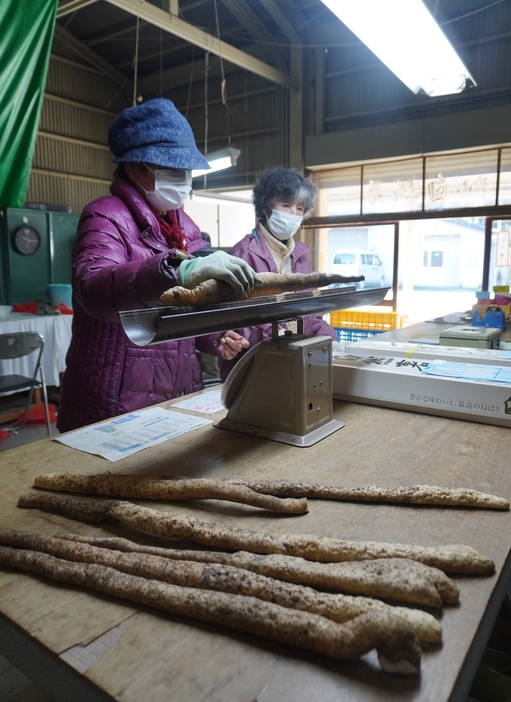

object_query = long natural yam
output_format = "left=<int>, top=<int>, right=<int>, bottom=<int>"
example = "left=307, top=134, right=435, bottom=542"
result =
left=37, top=473, right=508, bottom=510
left=0, top=545, right=421, bottom=674
left=0, top=529, right=441, bottom=643
left=33, top=474, right=308, bottom=515
left=60, top=533, right=459, bottom=608
left=160, top=271, right=364, bottom=307
left=18, top=492, right=495, bottom=575
left=232, top=479, right=510, bottom=510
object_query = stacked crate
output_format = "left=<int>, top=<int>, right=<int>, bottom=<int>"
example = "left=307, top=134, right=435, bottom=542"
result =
left=329, top=309, right=404, bottom=342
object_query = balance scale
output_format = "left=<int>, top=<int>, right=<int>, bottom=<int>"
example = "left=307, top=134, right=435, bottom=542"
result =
left=119, top=285, right=389, bottom=447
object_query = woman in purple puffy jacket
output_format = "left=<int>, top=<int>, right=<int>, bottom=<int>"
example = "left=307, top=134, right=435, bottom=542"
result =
left=57, top=98, right=258, bottom=432
left=220, top=166, right=337, bottom=381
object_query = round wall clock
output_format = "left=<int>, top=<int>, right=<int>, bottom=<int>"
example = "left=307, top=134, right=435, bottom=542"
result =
left=13, top=226, right=41, bottom=255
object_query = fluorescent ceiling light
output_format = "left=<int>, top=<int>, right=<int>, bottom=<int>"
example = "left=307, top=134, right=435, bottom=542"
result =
left=192, top=147, right=241, bottom=178
left=321, top=0, right=476, bottom=97
left=190, top=192, right=253, bottom=207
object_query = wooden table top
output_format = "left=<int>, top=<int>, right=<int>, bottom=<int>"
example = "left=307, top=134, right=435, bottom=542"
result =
left=1, top=397, right=510, bottom=702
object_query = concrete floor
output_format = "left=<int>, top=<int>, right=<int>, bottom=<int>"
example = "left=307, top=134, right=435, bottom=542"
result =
left=0, top=391, right=59, bottom=453
left=0, top=421, right=59, bottom=452
left=0, top=654, right=54, bottom=702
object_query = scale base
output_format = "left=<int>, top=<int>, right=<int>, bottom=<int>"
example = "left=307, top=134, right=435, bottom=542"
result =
left=215, top=417, right=344, bottom=448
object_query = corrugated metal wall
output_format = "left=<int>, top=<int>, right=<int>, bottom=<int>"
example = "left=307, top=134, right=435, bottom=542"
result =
left=26, top=50, right=289, bottom=208
left=26, top=43, right=127, bottom=214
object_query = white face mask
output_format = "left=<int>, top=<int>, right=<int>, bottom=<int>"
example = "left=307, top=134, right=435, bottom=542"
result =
left=141, top=167, right=192, bottom=211
left=266, top=209, right=303, bottom=241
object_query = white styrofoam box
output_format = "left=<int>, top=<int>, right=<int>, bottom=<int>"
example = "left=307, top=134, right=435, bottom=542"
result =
left=332, top=341, right=348, bottom=355
left=333, top=354, right=511, bottom=427
left=342, top=339, right=511, bottom=367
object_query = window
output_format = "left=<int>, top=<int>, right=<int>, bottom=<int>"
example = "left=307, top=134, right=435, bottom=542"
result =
left=431, top=251, right=443, bottom=267
left=333, top=252, right=355, bottom=265
left=316, top=223, right=395, bottom=300
left=488, top=221, right=511, bottom=289
left=397, top=219, right=483, bottom=323
left=313, top=147, right=503, bottom=216
left=310, top=146, right=511, bottom=323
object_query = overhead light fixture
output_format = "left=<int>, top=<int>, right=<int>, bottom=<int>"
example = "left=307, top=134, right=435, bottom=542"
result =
left=320, top=0, right=476, bottom=97
left=190, top=191, right=253, bottom=207
left=192, top=147, right=241, bottom=178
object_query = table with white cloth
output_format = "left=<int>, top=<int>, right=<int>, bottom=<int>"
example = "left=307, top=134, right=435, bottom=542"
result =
left=0, top=312, right=73, bottom=389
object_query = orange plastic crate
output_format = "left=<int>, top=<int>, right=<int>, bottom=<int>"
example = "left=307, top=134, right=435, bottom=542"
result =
left=329, top=309, right=404, bottom=331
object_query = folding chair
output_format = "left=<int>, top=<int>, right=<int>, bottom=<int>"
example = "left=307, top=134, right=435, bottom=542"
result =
left=0, top=332, right=51, bottom=438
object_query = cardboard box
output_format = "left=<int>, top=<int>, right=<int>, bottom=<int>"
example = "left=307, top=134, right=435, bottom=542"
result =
left=333, top=354, right=511, bottom=427
left=342, top=338, right=511, bottom=367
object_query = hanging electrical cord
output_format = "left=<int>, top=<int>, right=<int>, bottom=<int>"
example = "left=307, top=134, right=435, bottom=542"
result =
left=159, top=26, right=163, bottom=97
left=185, top=45, right=196, bottom=119
left=220, top=0, right=288, bottom=169
left=204, top=51, right=209, bottom=157
left=132, top=16, right=140, bottom=106
left=213, top=0, right=231, bottom=148
left=203, top=50, right=209, bottom=188
left=244, top=71, right=249, bottom=186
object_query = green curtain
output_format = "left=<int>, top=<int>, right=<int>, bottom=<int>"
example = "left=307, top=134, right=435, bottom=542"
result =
left=0, top=0, right=58, bottom=208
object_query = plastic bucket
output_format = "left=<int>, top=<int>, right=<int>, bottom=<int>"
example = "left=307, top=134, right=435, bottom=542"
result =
left=46, top=284, right=73, bottom=309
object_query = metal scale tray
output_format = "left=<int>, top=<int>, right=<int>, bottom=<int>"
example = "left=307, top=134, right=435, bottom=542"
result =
left=119, top=285, right=390, bottom=447
left=119, top=286, right=390, bottom=345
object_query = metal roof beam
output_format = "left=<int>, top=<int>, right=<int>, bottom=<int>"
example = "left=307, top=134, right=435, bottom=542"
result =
left=103, top=0, right=299, bottom=89
left=256, top=0, right=301, bottom=44
left=53, top=24, right=128, bottom=88
left=138, top=42, right=274, bottom=95
left=57, top=0, right=100, bottom=18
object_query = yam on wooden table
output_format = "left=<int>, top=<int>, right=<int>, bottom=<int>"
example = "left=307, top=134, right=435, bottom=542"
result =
left=33, top=474, right=308, bottom=514
left=0, top=529, right=441, bottom=643
left=160, top=271, right=364, bottom=306
left=0, top=545, right=421, bottom=674
left=35, top=474, right=509, bottom=510
left=232, top=479, right=510, bottom=510
left=60, top=533, right=459, bottom=608
left=18, top=492, right=495, bottom=574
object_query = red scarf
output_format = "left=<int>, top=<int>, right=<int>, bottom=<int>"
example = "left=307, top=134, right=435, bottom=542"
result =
left=155, top=210, right=188, bottom=252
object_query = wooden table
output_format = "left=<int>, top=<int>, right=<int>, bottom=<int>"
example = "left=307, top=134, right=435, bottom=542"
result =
left=0, top=397, right=510, bottom=702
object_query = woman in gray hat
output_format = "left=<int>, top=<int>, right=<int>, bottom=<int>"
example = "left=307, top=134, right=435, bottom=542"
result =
left=58, top=98, right=258, bottom=432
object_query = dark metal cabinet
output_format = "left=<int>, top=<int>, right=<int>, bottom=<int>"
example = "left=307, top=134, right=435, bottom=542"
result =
left=48, top=211, right=79, bottom=285
left=0, top=208, right=79, bottom=304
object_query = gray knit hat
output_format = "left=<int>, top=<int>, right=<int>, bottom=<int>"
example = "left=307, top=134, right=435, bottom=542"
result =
left=108, top=98, right=209, bottom=170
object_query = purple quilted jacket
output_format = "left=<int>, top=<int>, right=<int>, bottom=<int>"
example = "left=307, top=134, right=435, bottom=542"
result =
left=220, top=223, right=337, bottom=381
left=57, top=176, right=216, bottom=432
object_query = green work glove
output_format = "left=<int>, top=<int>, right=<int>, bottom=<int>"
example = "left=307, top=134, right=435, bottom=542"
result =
left=178, top=251, right=261, bottom=293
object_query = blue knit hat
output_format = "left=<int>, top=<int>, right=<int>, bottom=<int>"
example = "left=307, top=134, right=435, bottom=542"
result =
left=108, top=98, right=210, bottom=170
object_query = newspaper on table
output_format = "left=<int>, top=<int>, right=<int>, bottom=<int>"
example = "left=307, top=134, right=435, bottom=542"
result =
left=53, top=407, right=212, bottom=461
left=172, top=388, right=224, bottom=414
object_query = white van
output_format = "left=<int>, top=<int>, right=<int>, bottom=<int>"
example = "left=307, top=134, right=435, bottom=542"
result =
left=331, top=249, right=385, bottom=289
